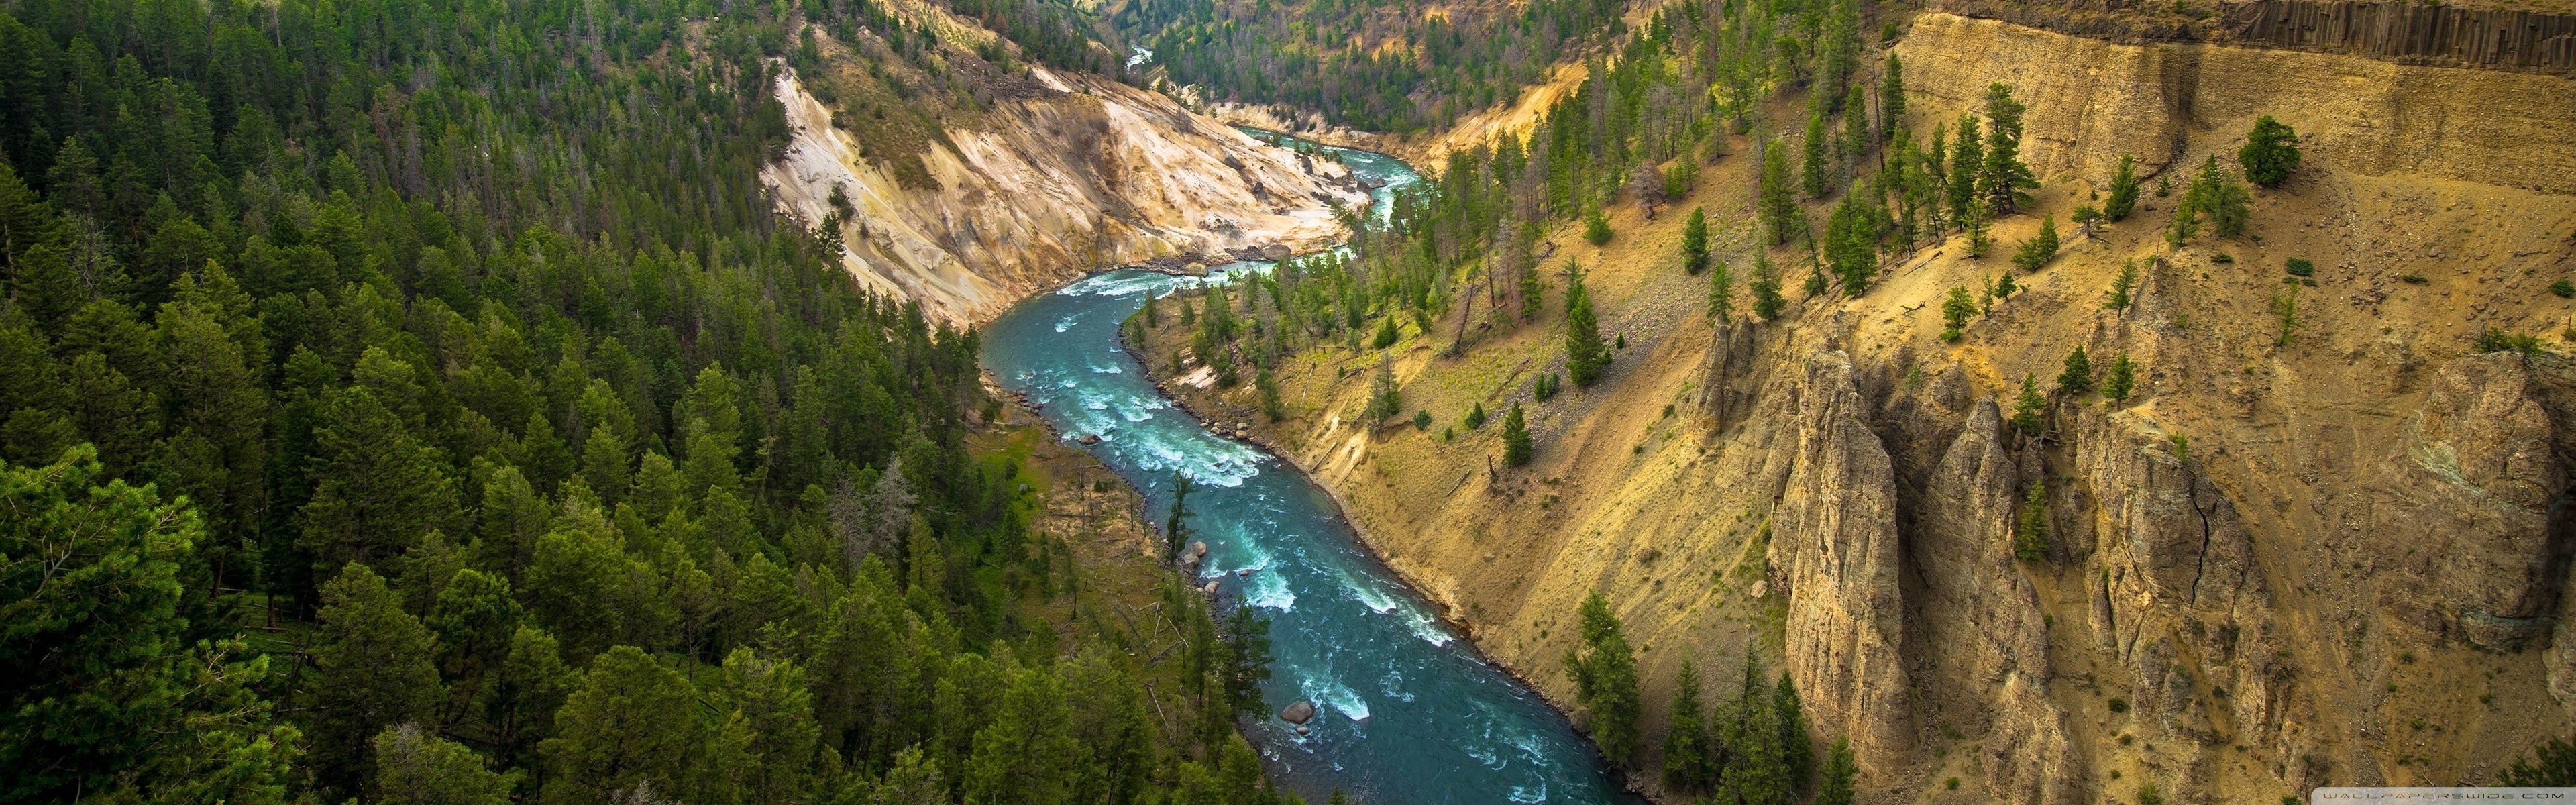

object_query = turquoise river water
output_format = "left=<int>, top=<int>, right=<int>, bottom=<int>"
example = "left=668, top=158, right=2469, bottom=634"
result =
left=978, top=136, right=1634, bottom=804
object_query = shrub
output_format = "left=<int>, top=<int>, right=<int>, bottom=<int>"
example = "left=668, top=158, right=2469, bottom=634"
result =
left=2285, top=258, right=2314, bottom=277
left=2554, top=280, right=2575, bottom=299
left=2478, top=327, right=2544, bottom=356
left=1413, top=409, right=1432, bottom=431
left=2239, top=116, right=2302, bottom=187
left=1583, top=208, right=1613, bottom=246
left=2108, top=697, right=2131, bottom=714
left=1464, top=402, right=1488, bottom=429
left=1371, top=316, right=1399, bottom=349
left=2400, top=274, right=2428, bottom=284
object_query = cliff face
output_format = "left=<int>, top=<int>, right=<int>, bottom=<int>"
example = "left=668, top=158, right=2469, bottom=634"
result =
left=763, top=52, right=1363, bottom=326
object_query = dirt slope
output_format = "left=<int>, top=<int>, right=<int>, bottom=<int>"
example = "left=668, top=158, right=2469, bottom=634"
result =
left=1140, top=11, right=2576, bottom=803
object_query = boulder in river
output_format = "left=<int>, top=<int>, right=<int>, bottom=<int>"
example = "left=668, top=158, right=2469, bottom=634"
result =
left=1279, top=700, right=1317, bottom=724
left=1077, top=433, right=1102, bottom=445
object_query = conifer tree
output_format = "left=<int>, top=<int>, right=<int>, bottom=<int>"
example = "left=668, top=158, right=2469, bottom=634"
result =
left=1816, top=739, right=1858, bottom=805
left=1947, top=114, right=1984, bottom=227
left=374, top=724, right=518, bottom=805
left=1682, top=207, right=1710, bottom=274
left=1709, top=260, right=1737, bottom=323
left=541, top=646, right=699, bottom=805
left=1502, top=404, right=1533, bottom=467
left=1878, top=55, right=1907, bottom=142
left=1165, top=472, right=1195, bottom=563
left=2239, top=116, right=2302, bottom=188
left=1826, top=197, right=1876, bottom=295
left=1803, top=107, right=1832, bottom=199
left=2012, top=374, right=2047, bottom=436
left=1564, top=592, right=1642, bottom=766
left=1584, top=207, right=1613, bottom=246
left=2012, top=214, right=2059, bottom=272
left=1751, top=254, right=1786, bottom=321
left=1941, top=286, right=1978, bottom=341
left=1256, top=368, right=1285, bottom=421
left=1776, top=672, right=1813, bottom=788
left=311, top=564, right=444, bottom=795
left=2107, top=260, right=2141, bottom=311
left=1976, top=83, right=2038, bottom=215
left=2104, top=156, right=2141, bottom=221
left=2057, top=347, right=2095, bottom=395
left=1565, top=269, right=1609, bottom=386
left=1662, top=660, right=1718, bottom=792
left=2104, top=354, right=2137, bottom=403
left=2016, top=482, right=2051, bottom=562
left=1714, top=653, right=1791, bottom=805
left=1367, top=355, right=1402, bottom=420
left=1762, top=143, right=1803, bottom=245
left=1840, top=83, right=1870, bottom=169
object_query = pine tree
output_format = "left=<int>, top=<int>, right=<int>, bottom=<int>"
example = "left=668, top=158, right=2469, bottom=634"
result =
left=1775, top=672, right=1813, bottom=790
left=1878, top=55, right=1907, bottom=142
left=1713, top=653, right=1792, bottom=805
left=1681, top=207, right=1710, bottom=274
left=1367, top=355, right=1402, bottom=419
left=1761, top=142, right=1803, bottom=245
left=1709, top=260, right=1736, bottom=323
left=1165, top=472, right=1195, bottom=563
left=1941, top=286, right=1977, bottom=341
left=2106, top=259, right=2141, bottom=311
left=2104, top=156, right=2141, bottom=221
left=1503, top=403, right=1533, bottom=467
left=2057, top=347, right=2094, bottom=394
left=1564, top=592, right=1642, bottom=766
left=2238, top=115, right=2302, bottom=188
left=1750, top=255, right=1785, bottom=321
left=1962, top=198, right=1992, bottom=258
left=1825, top=197, right=1876, bottom=295
left=1976, top=83, right=2038, bottom=215
left=2011, top=214, right=2059, bottom=272
left=311, top=564, right=444, bottom=795
left=2012, top=374, right=2047, bottom=437
left=2104, top=354, right=2137, bottom=403
left=1839, top=83, right=1870, bottom=169
left=1802, top=106, right=1832, bottom=199
left=1584, top=207, right=1613, bottom=246
left=1564, top=268, right=1609, bottom=386
left=1256, top=367, right=1285, bottom=421
left=539, top=646, right=699, bottom=805
left=374, top=724, right=518, bottom=805
left=1947, top=114, right=1984, bottom=227
left=1816, top=739, right=1858, bottom=805
left=1662, top=660, right=1718, bottom=792
left=2015, top=481, right=2051, bottom=562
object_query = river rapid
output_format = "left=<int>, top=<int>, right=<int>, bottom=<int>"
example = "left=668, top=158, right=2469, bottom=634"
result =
left=978, top=134, right=1632, bottom=804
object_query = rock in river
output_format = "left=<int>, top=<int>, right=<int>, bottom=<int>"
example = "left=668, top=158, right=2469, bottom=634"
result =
left=1280, top=700, right=1317, bottom=724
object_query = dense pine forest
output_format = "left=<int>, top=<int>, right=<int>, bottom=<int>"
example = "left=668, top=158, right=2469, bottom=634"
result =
left=0, top=1, right=1291, bottom=804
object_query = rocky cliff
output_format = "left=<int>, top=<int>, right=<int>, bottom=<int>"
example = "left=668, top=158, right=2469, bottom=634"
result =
left=761, top=28, right=1364, bottom=327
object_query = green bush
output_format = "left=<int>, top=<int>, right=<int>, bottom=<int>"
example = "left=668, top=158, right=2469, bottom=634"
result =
left=1413, top=409, right=1432, bottom=431
left=2285, top=258, right=2314, bottom=278
left=2554, top=280, right=2575, bottom=299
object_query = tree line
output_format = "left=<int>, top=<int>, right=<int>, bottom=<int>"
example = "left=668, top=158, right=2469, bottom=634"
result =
left=0, top=0, right=1286, bottom=803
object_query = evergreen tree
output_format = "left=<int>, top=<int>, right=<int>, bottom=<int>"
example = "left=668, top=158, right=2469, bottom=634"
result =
left=1564, top=268, right=1609, bottom=386
left=2104, top=156, right=2141, bottom=221
left=1709, top=260, right=1737, bottom=323
left=2107, top=260, right=2141, bottom=311
left=1502, top=404, right=1534, bottom=467
left=1662, top=660, right=1717, bottom=792
left=1840, top=83, right=1871, bottom=169
left=2016, top=482, right=2051, bottom=562
left=1256, top=368, right=1286, bottom=421
left=1762, top=143, right=1803, bottom=245
left=1803, top=107, right=1832, bottom=199
left=1940, top=286, right=1978, bottom=341
left=1776, top=672, right=1813, bottom=790
left=2238, top=116, right=2302, bottom=187
left=2057, top=347, right=2095, bottom=395
left=1878, top=55, right=1907, bottom=142
left=1367, top=355, right=1403, bottom=419
left=1165, top=472, right=1196, bottom=563
left=2502, top=735, right=2576, bottom=786
left=1825, top=197, right=1876, bottom=295
left=1976, top=83, right=2038, bottom=215
left=2171, top=156, right=2251, bottom=244
left=1714, top=653, right=1792, bottom=805
left=1815, top=739, right=1858, bottom=805
left=2012, top=214, right=2059, bottom=272
left=1681, top=207, right=1711, bottom=274
left=373, top=724, right=518, bottom=805
left=1947, top=115, right=1984, bottom=227
left=2012, top=374, right=2047, bottom=437
left=1750, top=255, right=1786, bottom=321
left=1962, top=198, right=1993, bottom=258
left=310, top=564, right=444, bottom=795
left=1584, top=207, right=1613, bottom=246
left=1564, top=592, right=1642, bottom=766
left=540, top=646, right=699, bottom=805
left=2104, top=354, right=2137, bottom=403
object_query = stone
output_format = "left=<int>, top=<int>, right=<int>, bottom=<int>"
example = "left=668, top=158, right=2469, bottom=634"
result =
left=1280, top=700, right=1317, bottom=724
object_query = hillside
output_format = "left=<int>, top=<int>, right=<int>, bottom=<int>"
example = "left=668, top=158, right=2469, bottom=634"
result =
left=1132, top=5, right=2576, bottom=802
left=762, top=10, right=1366, bottom=326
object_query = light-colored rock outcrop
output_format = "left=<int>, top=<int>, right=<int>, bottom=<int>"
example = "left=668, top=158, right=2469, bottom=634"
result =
left=763, top=66, right=1364, bottom=326
left=1769, top=352, right=1915, bottom=771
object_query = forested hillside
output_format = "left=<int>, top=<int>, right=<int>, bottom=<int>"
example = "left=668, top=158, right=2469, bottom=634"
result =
left=0, top=1, right=1289, bottom=804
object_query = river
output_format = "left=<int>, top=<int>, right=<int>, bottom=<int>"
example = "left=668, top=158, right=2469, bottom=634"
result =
left=978, top=135, right=1634, bottom=804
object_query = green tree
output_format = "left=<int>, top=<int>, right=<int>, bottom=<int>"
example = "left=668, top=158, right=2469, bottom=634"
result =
left=373, top=724, right=518, bottom=805
left=963, top=665, right=1083, bottom=805
left=2011, top=214, right=2059, bottom=272
left=2501, top=735, right=2576, bottom=785
left=1662, top=660, right=1717, bottom=792
left=2057, top=347, right=2094, bottom=395
left=540, top=646, right=699, bottom=805
left=2107, top=259, right=2141, bottom=311
left=0, top=446, right=301, bottom=804
left=1962, top=197, right=1993, bottom=258
left=1256, top=367, right=1286, bottom=421
left=1976, top=83, right=2037, bottom=215
left=301, top=387, right=460, bottom=571
left=1775, top=672, right=1813, bottom=788
left=1709, top=260, right=1736, bottom=323
left=310, top=563, right=445, bottom=795
left=1165, top=472, right=1196, bottom=563
left=1878, top=55, right=1907, bottom=142
left=1750, top=254, right=1785, bottom=321
left=2238, top=116, right=2302, bottom=187
left=2012, top=374, right=2046, bottom=436
left=1713, top=653, right=1791, bottom=805
left=2171, top=156, right=2251, bottom=244
left=2017, top=482, right=2051, bottom=561
left=1940, top=286, right=1977, bottom=341
left=1947, top=114, right=1985, bottom=227
left=1681, top=207, right=1710, bottom=274
left=1803, top=107, right=1832, bottom=199
left=1815, top=739, right=1858, bottom=805
left=2104, top=354, right=2137, bottom=403
left=1583, top=207, right=1613, bottom=246
left=2104, top=156, right=2141, bottom=221
left=1761, top=142, right=1803, bottom=245
left=1564, top=268, right=1609, bottom=387
left=1502, top=404, right=1534, bottom=468
left=1564, top=592, right=1642, bottom=766
left=1366, top=355, right=1403, bottom=419
left=1825, top=197, right=1876, bottom=295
